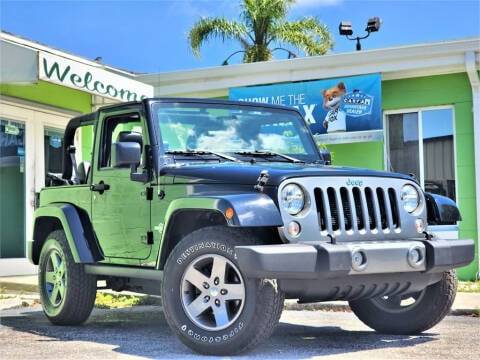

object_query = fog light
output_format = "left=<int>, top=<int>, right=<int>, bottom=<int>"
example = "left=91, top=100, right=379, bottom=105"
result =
left=415, top=218, right=426, bottom=233
left=351, top=249, right=367, bottom=272
left=407, top=246, right=424, bottom=268
left=287, top=221, right=301, bottom=237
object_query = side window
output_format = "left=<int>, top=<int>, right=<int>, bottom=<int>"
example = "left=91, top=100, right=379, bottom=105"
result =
left=100, top=113, right=144, bottom=168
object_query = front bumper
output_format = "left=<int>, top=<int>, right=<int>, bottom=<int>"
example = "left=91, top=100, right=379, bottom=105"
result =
left=235, top=239, right=474, bottom=301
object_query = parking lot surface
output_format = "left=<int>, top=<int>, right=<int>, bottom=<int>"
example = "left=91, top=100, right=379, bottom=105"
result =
left=1, top=305, right=479, bottom=359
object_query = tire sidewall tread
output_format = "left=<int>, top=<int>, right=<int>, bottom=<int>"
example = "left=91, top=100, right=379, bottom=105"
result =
left=161, top=226, right=284, bottom=355
left=38, top=229, right=96, bottom=325
left=349, top=270, right=457, bottom=334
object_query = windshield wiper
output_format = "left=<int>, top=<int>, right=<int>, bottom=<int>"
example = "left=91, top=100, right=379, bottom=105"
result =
left=234, top=150, right=304, bottom=163
left=166, top=149, right=239, bottom=162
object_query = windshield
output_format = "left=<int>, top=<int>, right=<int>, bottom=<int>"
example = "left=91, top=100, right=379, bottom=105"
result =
left=151, top=102, right=321, bottom=163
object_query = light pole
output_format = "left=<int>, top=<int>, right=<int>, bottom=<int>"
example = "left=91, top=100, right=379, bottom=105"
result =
left=339, top=17, right=382, bottom=51
left=221, top=47, right=297, bottom=65
left=221, top=50, right=246, bottom=66
left=272, top=47, right=297, bottom=59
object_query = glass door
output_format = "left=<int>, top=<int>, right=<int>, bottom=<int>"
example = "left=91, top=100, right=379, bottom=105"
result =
left=386, top=108, right=456, bottom=201
left=0, top=119, right=26, bottom=258
left=44, top=127, right=65, bottom=187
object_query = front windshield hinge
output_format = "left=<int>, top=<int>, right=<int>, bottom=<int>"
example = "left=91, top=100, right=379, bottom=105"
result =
left=254, top=170, right=270, bottom=192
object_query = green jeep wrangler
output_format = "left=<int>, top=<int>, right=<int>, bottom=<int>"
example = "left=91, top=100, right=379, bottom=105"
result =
left=29, top=98, right=474, bottom=355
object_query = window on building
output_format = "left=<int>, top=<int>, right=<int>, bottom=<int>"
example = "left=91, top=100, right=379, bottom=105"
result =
left=44, top=128, right=64, bottom=180
left=386, top=108, right=456, bottom=201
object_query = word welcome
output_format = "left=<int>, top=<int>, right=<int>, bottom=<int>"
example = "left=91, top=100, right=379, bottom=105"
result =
left=39, top=53, right=152, bottom=102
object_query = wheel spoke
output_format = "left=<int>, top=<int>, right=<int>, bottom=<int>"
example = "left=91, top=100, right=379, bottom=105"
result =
left=387, top=295, right=402, bottom=307
left=45, top=271, right=55, bottom=284
left=58, top=281, right=65, bottom=301
left=223, top=283, right=245, bottom=301
left=50, top=252, right=60, bottom=271
left=50, top=285, right=59, bottom=303
left=184, top=268, right=210, bottom=291
left=210, top=256, right=227, bottom=283
left=212, top=301, right=229, bottom=327
left=187, top=295, right=210, bottom=318
left=58, top=260, right=66, bottom=277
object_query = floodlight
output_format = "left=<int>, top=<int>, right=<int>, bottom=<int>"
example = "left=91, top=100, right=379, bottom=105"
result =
left=366, top=17, right=381, bottom=32
left=339, top=21, right=353, bottom=36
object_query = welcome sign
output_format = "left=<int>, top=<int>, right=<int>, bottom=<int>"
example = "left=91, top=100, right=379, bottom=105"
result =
left=229, top=73, right=382, bottom=143
left=39, top=52, right=153, bottom=102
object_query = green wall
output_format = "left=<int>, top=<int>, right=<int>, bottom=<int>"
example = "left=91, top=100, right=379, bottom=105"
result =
left=383, top=73, right=478, bottom=280
left=0, top=80, right=91, bottom=113
left=326, top=141, right=384, bottom=170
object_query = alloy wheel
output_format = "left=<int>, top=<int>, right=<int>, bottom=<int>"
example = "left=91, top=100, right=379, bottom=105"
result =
left=372, top=290, right=426, bottom=313
left=44, top=249, right=67, bottom=307
left=180, top=254, right=245, bottom=331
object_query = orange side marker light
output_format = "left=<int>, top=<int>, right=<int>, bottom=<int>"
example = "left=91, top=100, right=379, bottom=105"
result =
left=225, top=207, right=234, bottom=220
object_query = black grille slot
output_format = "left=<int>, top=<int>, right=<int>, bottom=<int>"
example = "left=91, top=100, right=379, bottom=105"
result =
left=314, top=188, right=327, bottom=231
left=327, top=187, right=339, bottom=231
left=352, top=187, right=364, bottom=230
left=388, top=188, right=400, bottom=228
left=376, top=188, right=388, bottom=229
left=340, top=187, right=352, bottom=230
left=365, top=187, right=376, bottom=230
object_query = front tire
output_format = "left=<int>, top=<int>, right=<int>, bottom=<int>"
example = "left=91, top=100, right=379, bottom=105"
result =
left=349, top=270, right=457, bottom=334
left=161, top=227, right=284, bottom=355
left=38, top=230, right=97, bottom=325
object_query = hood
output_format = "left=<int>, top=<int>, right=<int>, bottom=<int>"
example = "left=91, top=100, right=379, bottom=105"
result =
left=162, top=161, right=414, bottom=186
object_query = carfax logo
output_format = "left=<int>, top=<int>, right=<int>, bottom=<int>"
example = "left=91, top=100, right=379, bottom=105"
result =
left=342, top=90, right=374, bottom=117
left=346, top=178, right=363, bottom=187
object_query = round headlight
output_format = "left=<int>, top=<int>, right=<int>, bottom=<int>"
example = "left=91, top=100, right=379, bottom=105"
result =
left=401, top=184, right=420, bottom=213
left=281, top=184, right=305, bottom=215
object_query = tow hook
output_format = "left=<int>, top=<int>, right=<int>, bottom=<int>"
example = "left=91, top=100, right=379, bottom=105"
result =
left=327, top=233, right=337, bottom=244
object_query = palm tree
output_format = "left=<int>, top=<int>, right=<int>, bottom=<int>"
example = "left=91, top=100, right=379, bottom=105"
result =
left=188, top=0, right=333, bottom=63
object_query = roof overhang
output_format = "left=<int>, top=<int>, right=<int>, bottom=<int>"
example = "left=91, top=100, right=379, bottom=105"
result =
left=138, top=38, right=480, bottom=97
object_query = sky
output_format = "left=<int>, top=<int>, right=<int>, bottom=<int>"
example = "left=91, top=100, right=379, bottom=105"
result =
left=0, top=0, right=479, bottom=74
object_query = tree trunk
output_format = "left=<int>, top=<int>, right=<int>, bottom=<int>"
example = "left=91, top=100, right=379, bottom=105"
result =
left=244, top=45, right=272, bottom=63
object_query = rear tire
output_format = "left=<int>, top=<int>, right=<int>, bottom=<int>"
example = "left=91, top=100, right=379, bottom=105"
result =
left=161, top=226, right=284, bottom=355
left=38, top=230, right=97, bottom=325
left=349, top=270, right=457, bottom=334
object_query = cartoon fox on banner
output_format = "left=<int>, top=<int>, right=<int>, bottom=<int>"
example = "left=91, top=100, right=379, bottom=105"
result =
left=322, top=82, right=347, bottom=133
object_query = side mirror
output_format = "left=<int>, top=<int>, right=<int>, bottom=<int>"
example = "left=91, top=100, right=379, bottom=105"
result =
left=319, top=148, right=332, bottom=165
left=112, top=142, right=141, bottom=168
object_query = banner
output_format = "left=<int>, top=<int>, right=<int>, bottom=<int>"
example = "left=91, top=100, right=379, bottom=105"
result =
left=229, top=73, right=382, bottom=143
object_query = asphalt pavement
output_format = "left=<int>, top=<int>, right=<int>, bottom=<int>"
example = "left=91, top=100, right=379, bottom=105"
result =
left=1, top=304, right=479, bottom=359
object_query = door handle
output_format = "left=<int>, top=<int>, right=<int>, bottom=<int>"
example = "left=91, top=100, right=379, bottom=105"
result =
left=90, top=181, right=110, bottom=194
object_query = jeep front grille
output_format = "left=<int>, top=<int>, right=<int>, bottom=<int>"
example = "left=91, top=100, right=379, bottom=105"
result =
left=278, top=176, right=426, bottom=242
left=314, top=186, right=400, bottom=235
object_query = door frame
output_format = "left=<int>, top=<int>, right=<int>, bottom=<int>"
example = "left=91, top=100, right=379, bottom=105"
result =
left=383, top=105, right=457, bottom=202
left=0, top=96, right=80, bottom=275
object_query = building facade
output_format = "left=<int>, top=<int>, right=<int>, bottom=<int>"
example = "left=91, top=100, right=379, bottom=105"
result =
left=140, top=38, right=480, bottom=280
left=0, top=32, right=153, bottom=275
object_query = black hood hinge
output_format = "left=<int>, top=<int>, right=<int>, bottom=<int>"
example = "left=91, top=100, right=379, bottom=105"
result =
left=254, top=170, right=270, bottom=192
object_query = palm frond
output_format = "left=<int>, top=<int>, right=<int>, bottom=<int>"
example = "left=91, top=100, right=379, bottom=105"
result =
left=188, top=17, right=249, bottom=57
left=241, top=0, right=295, bottom=44
left=271, top=17, right=333, bottom=56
